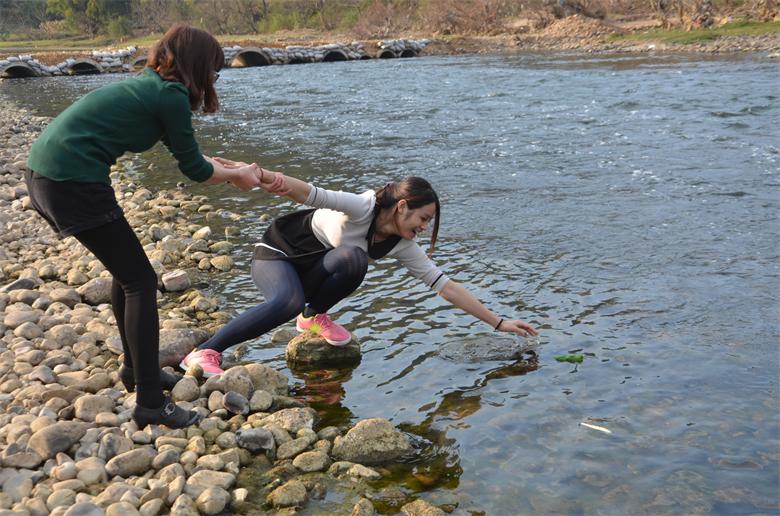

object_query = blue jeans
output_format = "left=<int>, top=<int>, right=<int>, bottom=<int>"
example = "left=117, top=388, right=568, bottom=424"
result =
left=199, top=246, right=368, bottom=353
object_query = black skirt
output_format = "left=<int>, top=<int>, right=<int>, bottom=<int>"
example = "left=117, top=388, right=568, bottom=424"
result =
left=24, top=169, right=124, bottom=238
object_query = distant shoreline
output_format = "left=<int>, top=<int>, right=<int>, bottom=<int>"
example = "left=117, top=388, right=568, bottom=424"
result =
left=2, top=17, right=779, bottom=68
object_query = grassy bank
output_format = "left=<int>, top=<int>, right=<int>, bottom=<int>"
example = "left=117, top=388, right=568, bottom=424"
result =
left=609, top=20, right=780, bottom=45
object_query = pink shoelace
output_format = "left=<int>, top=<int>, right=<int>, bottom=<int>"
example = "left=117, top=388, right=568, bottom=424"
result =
left=315, top=314, right=334, bottom=330
left=200, top=349, right=221, bottom=367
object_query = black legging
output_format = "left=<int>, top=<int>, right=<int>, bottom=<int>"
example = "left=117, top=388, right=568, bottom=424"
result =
left=74, top=217, right=163, bottom=408
left=199, top=245, right=368, bottom=353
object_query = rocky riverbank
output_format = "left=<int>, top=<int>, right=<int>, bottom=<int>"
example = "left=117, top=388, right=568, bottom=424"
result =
left=427, top=15, right=780, bottom=55
left=0, top=100, right=447, bottom=515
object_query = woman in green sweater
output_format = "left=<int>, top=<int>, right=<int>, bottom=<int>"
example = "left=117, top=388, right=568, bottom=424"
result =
left=25, top=24, right=280, bottom=428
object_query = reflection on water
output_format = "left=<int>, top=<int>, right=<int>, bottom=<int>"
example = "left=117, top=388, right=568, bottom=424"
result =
left=2, top=52, right=778, bottom=514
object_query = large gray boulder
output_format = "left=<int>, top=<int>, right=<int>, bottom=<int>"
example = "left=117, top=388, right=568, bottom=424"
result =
left=28, top=421, right=88, bottom=459
left=77, top=277, right=112, bottom=305
left=243, top=363, right=288, bottom=395
left=105, top=447, right=156, bottom=478
left=262, top=408, right=318, bottom=434
left=332, top=418, right=412, bottom=465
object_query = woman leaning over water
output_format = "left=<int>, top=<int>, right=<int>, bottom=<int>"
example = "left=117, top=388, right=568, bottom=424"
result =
left=24, top=24, right=282, bottom=428
left=181, top=160, right=538, bottom=377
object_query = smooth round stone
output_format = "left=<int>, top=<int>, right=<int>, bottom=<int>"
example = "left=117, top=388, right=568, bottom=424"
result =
left=106, top=501, right=140, bottom=516
left=139, top=498, right=164, bottom=516
left=52, top=462, right=77, bottom=481
left=266, top=479, right=307, bottom=508
left=209, top=256, right=233, bottom=272
left=292, top=450, right=330, bottom=472
left=235, top=428, right=274, bottom=453
left=77, top=467, right=106, bottom=486
left=171, top=377, right=199, bottom=402
left=152, top=449, right=180, bottom=470
left=277, top=436, right=311, bottom=460
left=286, top=333, right=360, bottom=366
left=29, top=365, right=56, bottom=383
left=215, top=432, right=237, bottom=449
left=179, top=450, right=198, bottom=465
left=196, top=486, right=230, bottom=515
left=348, top=463, right=382, bottom=480
left=185, top=436, right=206, bottom=455
left=52, top=479, right=86, bottom=492
left=95, top=412, right=120, bottom=426
left=14, top=321, right=42, bottom=339
left=249, top=390, right=272, bottom=412
left=195, top=454, right=224, bottom=471
left=47, top=488, right=77, bottom=509
left=63, top=501, right=105, bottom=516
left=4, top=309, right=39, bottom=329
left=131, top=431, right=152, bottom=444
left=3, top=475, right=33, bottom=503
left=222, top=391, right=249, bottom=415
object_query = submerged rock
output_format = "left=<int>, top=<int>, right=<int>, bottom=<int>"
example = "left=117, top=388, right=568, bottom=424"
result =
left=332, top=418, right=412, bottom=465
left=267, top=479, right=307, bottom=508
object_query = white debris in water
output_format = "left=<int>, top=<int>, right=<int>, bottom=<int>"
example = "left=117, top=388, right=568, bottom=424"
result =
left=580, top=422, right=612, bottom=434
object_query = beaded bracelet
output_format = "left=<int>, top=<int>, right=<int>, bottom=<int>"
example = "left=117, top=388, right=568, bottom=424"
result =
left=494, top=318, right=504, bottom=331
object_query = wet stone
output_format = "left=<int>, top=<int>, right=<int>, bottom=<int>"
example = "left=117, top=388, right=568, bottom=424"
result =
left=267, top=479, right=307, bottom=508
left=277, top=436, right=311, bottom=460
left=401, top=499, right=446, bottom=516
left=286, top=333, right=361, bottom=366
left=292, top=450, right=330, bottom=472
left=243, top=363, right=288, bottom=395
left=351, top=498, right=376, bottom=516
left=332, top=418, right=412, bottom=465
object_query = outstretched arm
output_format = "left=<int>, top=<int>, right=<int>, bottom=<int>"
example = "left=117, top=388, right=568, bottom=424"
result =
left=438, top=280, right=538, bottom=337
left=202, top=156, right=263, bottom=191
left=209, top=157, right=305, bottom=199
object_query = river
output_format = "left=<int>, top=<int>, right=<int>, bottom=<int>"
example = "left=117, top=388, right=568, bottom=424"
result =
left=2, top=52, right=778, bottom=514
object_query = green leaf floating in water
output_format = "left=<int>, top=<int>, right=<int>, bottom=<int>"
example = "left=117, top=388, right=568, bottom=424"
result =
left=555, top=354, right=584, bottom=363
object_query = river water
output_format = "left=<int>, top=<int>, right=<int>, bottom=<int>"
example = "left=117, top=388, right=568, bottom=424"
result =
left=2, top=52, right=778, bottom=514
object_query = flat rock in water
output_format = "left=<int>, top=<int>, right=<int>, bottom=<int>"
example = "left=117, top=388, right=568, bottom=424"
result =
left=437, top=333, right=540, bottom=362
left=285, top=333, right=361, bottom=366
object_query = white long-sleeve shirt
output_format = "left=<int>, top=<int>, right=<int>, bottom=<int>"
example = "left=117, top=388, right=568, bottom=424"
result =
left=257, top=185, right=449, bottom=292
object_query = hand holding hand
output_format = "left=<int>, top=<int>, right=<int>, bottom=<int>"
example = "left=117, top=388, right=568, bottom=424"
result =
left=498, top=319, right=538, bottom=337
left=211, top=156, right=249, bottom=169
left=259, top=169, right=292, bottom=195
left=228, top=163, right=263, bottom=191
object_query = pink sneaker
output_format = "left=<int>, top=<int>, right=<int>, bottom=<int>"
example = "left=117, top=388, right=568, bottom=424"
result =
left=296, top=313, right=352, bottom=346
left=179, top=349, right=224, bottom=378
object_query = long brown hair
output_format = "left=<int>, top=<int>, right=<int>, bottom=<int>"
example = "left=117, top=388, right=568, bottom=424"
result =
left=147, top=23, right=224, bottom=113
left=375, top=177, right=440, bottom=256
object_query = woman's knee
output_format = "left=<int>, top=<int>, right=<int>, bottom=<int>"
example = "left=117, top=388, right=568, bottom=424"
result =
left=268, top=292, right=305, bottom=321
left=119, top=263, right=158, bottom=295
left=335, top=246, right=368, bottom=277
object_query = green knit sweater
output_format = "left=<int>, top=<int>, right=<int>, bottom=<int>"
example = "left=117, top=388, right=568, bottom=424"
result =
left=27, top=68, right=214, bottom=185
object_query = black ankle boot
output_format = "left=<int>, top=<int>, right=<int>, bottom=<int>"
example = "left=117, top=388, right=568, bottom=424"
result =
left=133, top=395, right=201, bottom=429
left=119, top=364, right=181, bottom=393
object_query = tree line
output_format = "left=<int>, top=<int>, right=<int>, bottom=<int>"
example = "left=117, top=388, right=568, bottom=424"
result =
left=0, top=0, right=775, bottom=41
